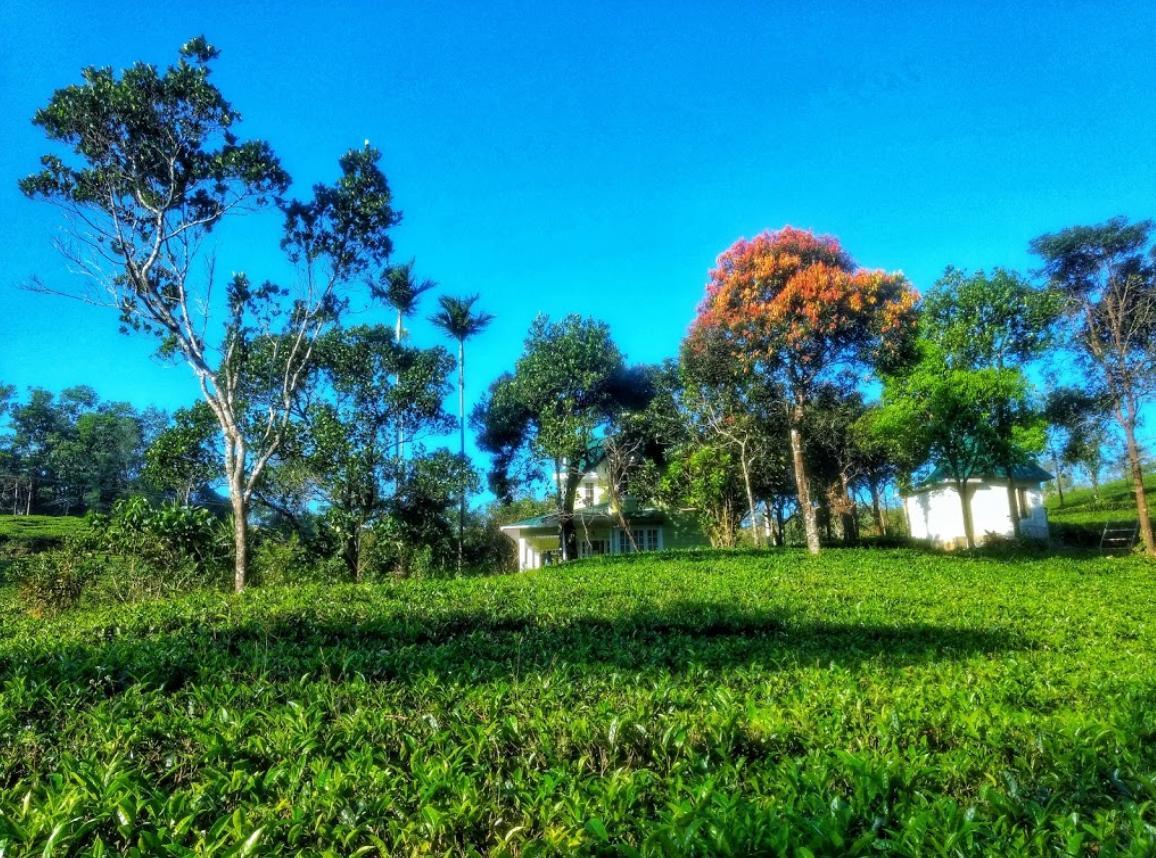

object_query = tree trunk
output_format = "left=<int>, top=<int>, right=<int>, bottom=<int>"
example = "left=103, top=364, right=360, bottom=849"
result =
left=839, top=472, right=858, bottom=544
left=343, top=531, right=360, bottom=582
left=225, top=431, right=249, bottom=592
left=1004, top=464, right=1021, bottom=538
left=955, top=478, right=976, bottom=549
left=457, top=340, right=466, bottom=575
left=869, top=481, right=886, bottom=536
left=773, top=502, right=786, bottom=547
left=396, top=310, right=405, bottom=472
left=1122, top=417, right=1155, bottom=556
left=559, top=515, right=578, bottom=561
left=230, top=476, right=248, bottom=592
left=1052, top=453, right=1065, bottom=507
left=739, top=444, right=761, bottom=548
left=558, top=464, right=580, bottom=562
left=788, top=404, right=820, bottom=554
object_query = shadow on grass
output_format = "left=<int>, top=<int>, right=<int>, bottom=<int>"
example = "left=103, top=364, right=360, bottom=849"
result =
left=0, top=600, right=1029, bottom=699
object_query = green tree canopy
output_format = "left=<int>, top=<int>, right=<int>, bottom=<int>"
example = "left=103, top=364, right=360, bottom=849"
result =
left=474, top=314, right=648, bottom=561
left=1031, top=216, right=1156, bottom=554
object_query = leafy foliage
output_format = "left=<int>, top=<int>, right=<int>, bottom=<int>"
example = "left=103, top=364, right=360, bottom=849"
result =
left=474, top=314, right=648, bottom=559
left=0, top=385, right=160, bottom=515
left=21, top=39, right=405, bottom=589
left=141, top=401, right=219, bottom=504
left=13, top=499, right=228, bottom=613
left=1031, top=216, right=1156, bottom=554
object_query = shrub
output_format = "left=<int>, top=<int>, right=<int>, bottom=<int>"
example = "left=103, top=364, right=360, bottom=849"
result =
left=357, top=517, right=447, bottom=580
left=85, top=552, right=210, bottom=605
left=15, top=500, right=231, bottom=612
left=89, top=497, right=228, bottom=571
left=252, top=534, right=340, bottom=587
left=15, top=544, right=98, bottom=616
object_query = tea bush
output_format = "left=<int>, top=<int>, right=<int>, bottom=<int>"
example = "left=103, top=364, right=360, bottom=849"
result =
left=0, top=548, right=1152, bottom=854
left=12, top=500, right=230, bottom=612
left=13, top=543, right=97, bottom=615
left=89, top=497, right=228, bottom=571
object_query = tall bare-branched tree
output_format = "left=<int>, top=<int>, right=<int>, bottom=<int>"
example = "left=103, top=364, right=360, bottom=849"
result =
left=20, top=38, right=402, bottom=588
left=1031, top=217, right=1156, bottom=556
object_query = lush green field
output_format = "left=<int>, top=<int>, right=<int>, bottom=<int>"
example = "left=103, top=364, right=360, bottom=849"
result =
left=0, top=549, right=1153, bottom=855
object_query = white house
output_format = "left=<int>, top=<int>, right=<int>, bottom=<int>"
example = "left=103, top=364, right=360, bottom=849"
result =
left=501, top=456, right=696, bottom=570
left=903, top=462, right=1052, bottom=548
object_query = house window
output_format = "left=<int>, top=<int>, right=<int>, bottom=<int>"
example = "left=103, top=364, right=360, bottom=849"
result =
left=616, top=527, right=660, bottom=553
left=583, top=483, right=595, bottom=507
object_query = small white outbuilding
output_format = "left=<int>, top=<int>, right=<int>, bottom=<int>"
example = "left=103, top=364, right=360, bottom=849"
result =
left=903, top=463, right=1052, bottom=548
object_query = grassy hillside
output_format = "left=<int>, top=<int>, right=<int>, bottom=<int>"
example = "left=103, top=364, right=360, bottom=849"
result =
left=1047, top=475, right=1156, bottom=550
left=0, top=514, right=88, bottom=543
left=0, top=549, right=1153, bottom=854
left=0, top=515, right=88, bottom=578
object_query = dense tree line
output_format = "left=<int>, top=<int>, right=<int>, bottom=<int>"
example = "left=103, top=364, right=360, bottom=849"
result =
left=475, top=221, right=1154, bottom=559
left=0, top=385, right=164, bottom=515
left=16, top=35, right=1156, bottom=597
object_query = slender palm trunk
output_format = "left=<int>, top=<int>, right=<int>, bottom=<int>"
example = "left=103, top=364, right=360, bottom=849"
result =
left=395, top=310, right=404, bottom=467
left=457, top=339, right=466, bottom=574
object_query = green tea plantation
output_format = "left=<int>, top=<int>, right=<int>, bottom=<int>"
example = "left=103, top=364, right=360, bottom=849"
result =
left=0, top=549, right=1153, bottom=855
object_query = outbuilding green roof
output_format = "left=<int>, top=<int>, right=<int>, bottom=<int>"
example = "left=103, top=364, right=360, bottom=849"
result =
left=913, top=461, right=1053, bottom=491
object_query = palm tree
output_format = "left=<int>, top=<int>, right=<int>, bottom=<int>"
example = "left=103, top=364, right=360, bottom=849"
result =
left=375, top=260, right=436, bottom=343
left=430, top=294, right=495, bottom=572
left=372, top=261, right=435, bottom=462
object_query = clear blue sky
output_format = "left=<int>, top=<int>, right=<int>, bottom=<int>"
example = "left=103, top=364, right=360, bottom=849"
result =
left=3, top=1, right=1156, bottom=466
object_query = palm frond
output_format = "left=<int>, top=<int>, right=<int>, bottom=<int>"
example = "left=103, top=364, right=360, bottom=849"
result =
left=430, top=294, right=495, bottom=341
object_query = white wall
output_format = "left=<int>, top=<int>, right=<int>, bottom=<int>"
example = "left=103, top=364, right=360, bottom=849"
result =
left=904, top=481, right=1049, bottom=546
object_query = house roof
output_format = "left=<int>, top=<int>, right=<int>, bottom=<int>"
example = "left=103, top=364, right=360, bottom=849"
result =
left=912, top=460, right=1053, bottom=491
left=501, top=501, right=665, bottom=531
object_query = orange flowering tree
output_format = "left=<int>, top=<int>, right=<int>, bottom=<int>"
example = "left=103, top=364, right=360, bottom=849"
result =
left=687, top=227, right=918, bottom=553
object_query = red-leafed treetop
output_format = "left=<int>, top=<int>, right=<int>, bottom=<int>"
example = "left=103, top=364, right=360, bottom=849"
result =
left=689, top=227, right=918, bottom=390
